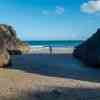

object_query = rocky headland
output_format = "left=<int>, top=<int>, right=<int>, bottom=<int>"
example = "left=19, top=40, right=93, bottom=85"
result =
left=0, top=24, right=29, bottom=67
left=73, top=29, right=100, bottom=67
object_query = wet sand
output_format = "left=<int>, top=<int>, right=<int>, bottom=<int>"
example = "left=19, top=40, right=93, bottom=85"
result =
left=11, top=53, right=100, bottom=82
left=0, top=48, right=100, bottom=99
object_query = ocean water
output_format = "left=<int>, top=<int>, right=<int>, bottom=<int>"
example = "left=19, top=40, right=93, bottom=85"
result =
left=25, top=40, right=82, bottom=47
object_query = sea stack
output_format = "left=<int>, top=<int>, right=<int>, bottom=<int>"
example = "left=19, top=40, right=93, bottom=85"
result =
left=73, top=28, right=100, bottom=67
left=0, top=24, right=29, bottom=67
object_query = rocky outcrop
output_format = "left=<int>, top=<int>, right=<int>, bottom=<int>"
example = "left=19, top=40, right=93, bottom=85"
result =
left=73, top=29, right=100, bottom=67
left=0, top=24, right=29, bottom=67
left=16, top=39, right=30, bottom=54
left=0, top=49, right=10, bottom=67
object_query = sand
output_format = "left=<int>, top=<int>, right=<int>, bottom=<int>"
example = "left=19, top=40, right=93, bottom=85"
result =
left=0, top=47, right=100, bottom=99
left=29, top=46, right=74, bottom=54
left=0, top=68, right=100, bottom=100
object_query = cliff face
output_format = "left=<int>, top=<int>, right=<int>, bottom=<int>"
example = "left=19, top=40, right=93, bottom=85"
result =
left=73, top=29, right=100, bottom=67
left=0, top=24, right=29, bottom=67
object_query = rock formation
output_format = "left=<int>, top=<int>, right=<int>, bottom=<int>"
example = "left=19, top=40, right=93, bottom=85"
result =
left=73, top=29, right=100, bottom=67
left=0, top=24, right=29, bottom=67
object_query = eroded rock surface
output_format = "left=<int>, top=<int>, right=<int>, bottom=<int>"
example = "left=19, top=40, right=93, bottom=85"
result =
left=0, top=24, right=29, bottom=67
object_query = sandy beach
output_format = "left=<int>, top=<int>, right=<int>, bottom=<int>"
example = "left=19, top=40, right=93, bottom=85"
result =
left=0, top=47, right=99, bottom=99
left=0, top=0, right=98, bottom=99
left=29, top=46, right=74, bottom=54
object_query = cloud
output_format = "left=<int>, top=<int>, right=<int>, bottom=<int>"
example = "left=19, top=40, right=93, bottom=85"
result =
left=42, top=6, right=64, bottom=16
left=55, top=6, right=65, bottom=15
left=81, top=0, right=100, bottom=13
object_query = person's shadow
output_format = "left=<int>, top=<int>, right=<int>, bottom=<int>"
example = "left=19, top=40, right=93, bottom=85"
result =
left=11, top=53, right=100, bottom=82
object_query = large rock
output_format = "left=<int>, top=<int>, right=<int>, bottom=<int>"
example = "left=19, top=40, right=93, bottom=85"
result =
left=0, top=50, right=10, bottom=67
left=0, top=24, right=29, bottom=67
left=73, top=29, right=100, bottom=67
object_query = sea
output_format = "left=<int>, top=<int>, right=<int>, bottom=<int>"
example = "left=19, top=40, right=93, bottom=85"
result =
left=25, top=40, right=82, bottom=47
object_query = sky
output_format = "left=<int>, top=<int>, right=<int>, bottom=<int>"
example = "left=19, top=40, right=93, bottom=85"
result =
left=0, top=0, right=100, bottom=40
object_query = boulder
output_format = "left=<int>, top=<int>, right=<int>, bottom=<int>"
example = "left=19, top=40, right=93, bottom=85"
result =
left=73, top=29, right=100, bottom=67
left=0, top=24, right=29, bottom=67
left=0, top=24, right=18, bottom=51
left=0, top=50, right=10, bottom=67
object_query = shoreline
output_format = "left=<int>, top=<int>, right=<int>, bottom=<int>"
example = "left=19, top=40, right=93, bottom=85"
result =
left=28, top=46, right=74, bottom=54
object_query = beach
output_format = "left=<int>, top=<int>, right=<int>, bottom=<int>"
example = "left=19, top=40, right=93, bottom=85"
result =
left=0, top=0, right=98, bottom=99
left=29, top=46, right=74, bottom=54
left=0, top=46, right=99, bottom=99
left=0, top=68, right=100, bottom=100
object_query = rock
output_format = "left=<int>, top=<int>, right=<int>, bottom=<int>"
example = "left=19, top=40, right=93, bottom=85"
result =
left=0, top=24, right=29, bottom=67
left=16, top=40, right=30, bottom=54
left=73, top=29, right=100, bottom=67
left=0, top=50, right=10, bottom=67
left=0, top=24, right=17, bottom=51
left=0, top=24, right=30, bottom=54
left=8, top=50, right=22, bottom=55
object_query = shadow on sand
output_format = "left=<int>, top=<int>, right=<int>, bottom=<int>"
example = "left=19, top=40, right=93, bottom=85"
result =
left=8, top=87, right=100, bottom=100
left=11, top=54, right=100, bottom=82
left=29, top=87, right=100, bottom=100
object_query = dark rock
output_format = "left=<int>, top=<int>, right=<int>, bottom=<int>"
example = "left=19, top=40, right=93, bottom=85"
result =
left=50, top=89, right=62, bottom=97
left=73, top=28, right=100, bottom=67
left=8, top=50, right=22, bottom=55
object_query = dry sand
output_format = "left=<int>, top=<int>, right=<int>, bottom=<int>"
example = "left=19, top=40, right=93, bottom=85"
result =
left=0, top=68, right=100, bottom=100
left=29, top=46, right=74, bottom=54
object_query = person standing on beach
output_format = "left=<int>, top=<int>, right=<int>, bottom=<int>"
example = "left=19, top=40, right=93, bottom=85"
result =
left=49, top=45, right=52, bottom=55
